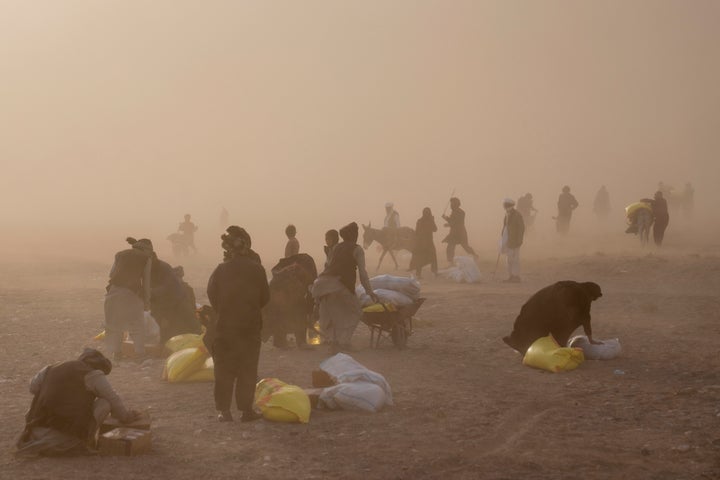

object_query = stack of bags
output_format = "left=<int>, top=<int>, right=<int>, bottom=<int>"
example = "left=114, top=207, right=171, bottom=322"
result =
left=356, top=274, right=421, bottom=308
left=162, top=334, right=214, bottom=383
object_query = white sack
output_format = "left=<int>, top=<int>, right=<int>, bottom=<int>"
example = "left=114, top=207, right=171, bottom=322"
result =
left=568, top=336, right=622, bottom=360
left=319, top=353, right=393, bottom=405
left=369, top=275, right=421, bottom=299
left=319, top=381, right=387, bottom=412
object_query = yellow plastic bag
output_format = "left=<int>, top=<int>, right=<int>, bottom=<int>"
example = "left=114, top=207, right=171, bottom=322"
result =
left=625, top=201, right=651, bottom=218
left=522, top=335, right=585, bottom=373
left=362, top=303, right=397, bottom=313
left=165, top=346, right=209, bottom=382
left=254, top=378, right=311, bottom=423
left=183, top=357, right=214, bottom=382
left=165, top=334, right=203, bottom=353
left=94, top=331, right=106, bottom=341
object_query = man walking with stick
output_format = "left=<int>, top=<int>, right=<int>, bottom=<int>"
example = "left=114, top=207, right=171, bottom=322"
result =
left=499, top=198, right=525, bottom=283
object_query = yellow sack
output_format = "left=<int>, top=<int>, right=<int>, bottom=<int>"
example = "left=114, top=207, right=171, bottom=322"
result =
left=254, top=378, right=311, bottom=423
left=165, top=334, right=203, bottom=353
left=183, top=357, right=214, bottom=383
left=94, top=331, right=106, bottom=341
left=362, top=303, right=397, bottom=313
left=625, top=201, right=651, bottom=218
left=165, top=346, right=209, bottom=383
left=522, top=335, right=585, bottom=373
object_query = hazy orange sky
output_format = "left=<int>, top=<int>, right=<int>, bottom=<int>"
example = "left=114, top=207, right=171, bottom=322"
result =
left=1, top=1, right=718, bottom=261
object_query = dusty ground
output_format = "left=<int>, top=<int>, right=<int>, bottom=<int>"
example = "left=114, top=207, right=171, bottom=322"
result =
left=1, top=243, right=720, bottom=479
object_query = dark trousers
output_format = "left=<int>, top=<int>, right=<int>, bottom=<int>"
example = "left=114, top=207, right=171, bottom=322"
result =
left=446, top=242, right=476, bottom=262
left=212, top=331, right=261, bottom=412
left=653, top=216, right=669, bottom=246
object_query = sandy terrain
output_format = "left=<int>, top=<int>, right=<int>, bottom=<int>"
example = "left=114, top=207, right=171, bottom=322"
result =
left=1, top=242, right=720, bottom=479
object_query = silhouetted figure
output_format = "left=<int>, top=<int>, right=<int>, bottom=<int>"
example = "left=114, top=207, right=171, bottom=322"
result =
left=409, top=207, right=438, bottom=279
left=500, top=198, right=525, bottom=283
left=593, top=185, right=611, bottom=220
left=682, top=183, right=694, bottom=219
left=220, top=207, right=229, bottom=227
left=516, top=194, right=537, bottom=229
left=323, top=229, right=339, bottom=269
left=556, top=186, right=579, bottom=234
left=284, top=224, right=300, bottom=258
left=441, top=197, right=478, bottom=262
left=150, top=252, right=197, bottom=343
left=384, top=202, right=401, bottom=228
left=642, top=191, right=670, bottom=246
left=207, top=226, right=269, bottom=422
left=178, top=214, right=198, bottom=253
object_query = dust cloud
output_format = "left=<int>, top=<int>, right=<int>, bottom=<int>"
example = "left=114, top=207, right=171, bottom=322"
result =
left=1, top=1, right=719, bottom=269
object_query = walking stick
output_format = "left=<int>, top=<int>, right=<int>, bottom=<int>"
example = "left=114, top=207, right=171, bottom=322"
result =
left=442, top=188, right=456, bottom=217
left=491, top=252, right=501, bottom=279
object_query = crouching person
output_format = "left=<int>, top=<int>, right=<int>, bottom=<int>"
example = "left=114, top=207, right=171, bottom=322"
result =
left=16, top=348, right=140, bottom=457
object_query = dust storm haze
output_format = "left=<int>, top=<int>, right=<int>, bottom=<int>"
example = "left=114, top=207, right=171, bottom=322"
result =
left=2, top=1, right=719, bottom=267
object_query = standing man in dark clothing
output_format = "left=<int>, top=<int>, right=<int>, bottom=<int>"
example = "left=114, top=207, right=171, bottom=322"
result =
left=556, top=186, right=579, bottom=234
left=643, top=191, right=670, bottom=246
left=410, top=207, right=438, bottom=279
left=441, top=197, right=478, bottom=263
left=207, top=226, right=269, bottom=422
left=104, top=237, right=153, bottom=361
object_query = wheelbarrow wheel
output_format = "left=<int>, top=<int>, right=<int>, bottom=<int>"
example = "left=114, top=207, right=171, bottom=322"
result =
left=391, top=320, right=407, bottom=349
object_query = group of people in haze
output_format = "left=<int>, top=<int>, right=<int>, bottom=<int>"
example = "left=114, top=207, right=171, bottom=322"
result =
left=15, top=181, right=694, bottom=456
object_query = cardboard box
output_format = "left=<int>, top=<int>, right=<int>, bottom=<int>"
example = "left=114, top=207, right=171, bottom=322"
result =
left=311, top=369, right=335, bottom=388
left=98, top=428, right=152, bottom=456
left=120, top=341, right=167, bottom=359
left=100, top=412, right=151, bottom=434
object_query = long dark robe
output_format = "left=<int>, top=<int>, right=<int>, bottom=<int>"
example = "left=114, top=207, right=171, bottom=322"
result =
left=503, top=281, right=602, bottom=354
left=410, top=215, right=438, bottom=273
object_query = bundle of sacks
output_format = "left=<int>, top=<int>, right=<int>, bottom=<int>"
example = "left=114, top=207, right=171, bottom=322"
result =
left=315, top=353, right=393, bottom=413
left=441, top=256, right=482, bottom=283
left=356, top=274, right=421, bottom=309
left=162, top=333, right=214, bottom=383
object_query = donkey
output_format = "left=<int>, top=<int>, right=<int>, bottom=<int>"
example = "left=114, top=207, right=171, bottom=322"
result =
left=361, top=223, right=415, bottom=271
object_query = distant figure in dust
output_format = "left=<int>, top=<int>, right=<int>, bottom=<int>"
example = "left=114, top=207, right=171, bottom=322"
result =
left=641, top=191, right=670, bottom=246
left=178, top=214, right=198, bottom=254
left=220, top=207, right=229, bottom=228
left=441, top=197, right=478, bottom=263
left=312, top=222, right=378, bottom=353
left=500, top=198, right=525, bottom=283
left=409, top=207, right=438, bottom=279
left=384, top=202, right=401, bottom=228
left=681, top=183, right=694, bottom=219
left=284, top=224, right=300, bottom=258
left=556, top=186, right=579, bottom=234
left=593, top=185, right=611, bottom=220
left=516, top=193, right=537, bottom=230
left=104, top=237, right=153, bottom=361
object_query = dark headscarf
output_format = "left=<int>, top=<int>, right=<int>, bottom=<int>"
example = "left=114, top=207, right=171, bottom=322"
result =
left=339, top=222, right=359, bottom=244
left=78, top=348, right=112, bottom=375
left=221, top=226, right=252, bottom=261
left=126, top=237, right=154, bottom=254
left=422, top=207, right=432, bottom=218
